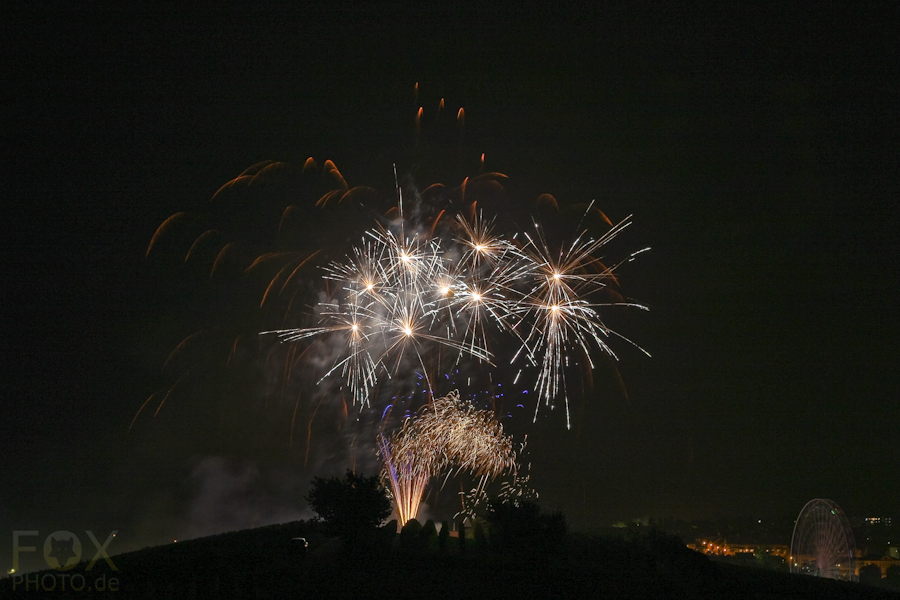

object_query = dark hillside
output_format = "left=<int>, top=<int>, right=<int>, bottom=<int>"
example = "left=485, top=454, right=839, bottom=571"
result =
left=3, top=522, right=898, bottom=599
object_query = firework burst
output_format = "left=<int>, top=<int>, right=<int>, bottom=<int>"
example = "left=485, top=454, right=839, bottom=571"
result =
left=510, top=208, right=651, bottom=427
left=263, top=223, right=500, bottom=407
left=264, top=201, right=648, bottom=428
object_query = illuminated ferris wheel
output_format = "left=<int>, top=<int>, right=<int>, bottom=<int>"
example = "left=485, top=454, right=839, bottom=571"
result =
left=790, top=499, right=857, bottom=581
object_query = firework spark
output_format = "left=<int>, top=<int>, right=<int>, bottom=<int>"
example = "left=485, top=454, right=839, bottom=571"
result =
left=456, top=470, right=539, bottom=522
left=378, top=391, right=517, bottom=526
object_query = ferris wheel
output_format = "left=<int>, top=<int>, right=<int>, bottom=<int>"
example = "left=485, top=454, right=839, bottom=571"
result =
left=790, top=499, right=857, bottom=581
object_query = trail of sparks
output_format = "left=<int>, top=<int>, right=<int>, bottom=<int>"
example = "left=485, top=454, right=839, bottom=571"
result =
left=456, top=436, right=538, bottom=521
left=378, top=391, right=517, bottom=526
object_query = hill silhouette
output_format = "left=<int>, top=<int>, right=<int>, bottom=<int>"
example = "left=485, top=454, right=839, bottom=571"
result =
left=3, top=521, right=898, bottom=599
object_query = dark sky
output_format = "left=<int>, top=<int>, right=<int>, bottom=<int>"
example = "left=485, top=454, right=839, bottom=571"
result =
left=3, top=5, right=898, bottom=568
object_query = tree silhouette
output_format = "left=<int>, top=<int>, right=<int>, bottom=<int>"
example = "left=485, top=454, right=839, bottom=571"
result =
left=305, top=470, right=392, bottom=546
left=859, top=563, right=883, bottom=585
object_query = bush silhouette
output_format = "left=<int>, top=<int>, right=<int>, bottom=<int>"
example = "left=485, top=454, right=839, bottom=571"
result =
left=438, top=520, right=450, bottom=553
left=399, top=518, right=425, bottom=552
left=378, top=519, right=398, bottom=548
left=474, top=520, right=488, bottom=549
left=421, top=519, right=438, bottom=550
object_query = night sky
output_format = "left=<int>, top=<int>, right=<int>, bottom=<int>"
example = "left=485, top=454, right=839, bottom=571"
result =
left=4, top=5, right=898, bottom=569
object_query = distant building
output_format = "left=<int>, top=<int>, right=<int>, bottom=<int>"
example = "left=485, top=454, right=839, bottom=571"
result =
left=864, top=517, right=893, bottom=526
left=856, top=554, right=900, bottom=577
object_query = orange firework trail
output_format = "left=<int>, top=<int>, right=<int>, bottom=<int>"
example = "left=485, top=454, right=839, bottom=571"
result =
left=141, top=131, right=648, bottom=436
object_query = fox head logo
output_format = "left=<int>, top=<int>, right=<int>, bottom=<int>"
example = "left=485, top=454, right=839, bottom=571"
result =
left=44, top=532, right=81, bottom=570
